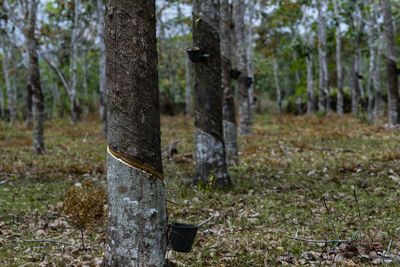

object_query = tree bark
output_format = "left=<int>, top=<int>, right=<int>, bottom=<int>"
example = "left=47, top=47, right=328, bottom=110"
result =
left=103, top=0, right=167, bottom=265
left=185, top=51, right=192, bottom=117
left=193, top=0, right=231, bottom=187
left=69, top=0, right=81, bottom=124
left=306, top=54, right=315, bottom=115
left=333, top=0, right=344, bottom=115
left=247, top=0, right=255, bottom=124
left=351, top=55, right=360, bottom=114
left=273, top=58, right=282, bottom=115
left=220, top=0, right=238, bottom=166
left=97, top=0, right=107, bottom=136
left=233, top=0, right=251, bottom=136
left=1, top=39, right=16, bottom=123
left=26, top=83, right=33, bottom=127
left=383, top=0, right=399, bottom=125
left=0, top=84, right=5, bottom=119
left=317, top=0, right=329, bottom=113
left=27, top=0, right=45, bottom=154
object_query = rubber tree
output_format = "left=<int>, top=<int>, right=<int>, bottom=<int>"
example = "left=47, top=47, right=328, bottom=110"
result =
left=220, top=0, right=238, bottom=166
left=233, top=0, right=251, bottom=136
left=317, top=0, right=329, bottom=113
left=333, top=0, right=344, bottom=115
left=273, top=58, right=282, bottom=115
left=247, top=0, right=256, bottom=123
left=1, top=36, right=16, bottom=123
left=192, top=0, right=231, bottom=187
left=27, top=0, right=45, bottom=154
left=306, top=54, right=315, bottom=114
left=351, top=3, right=363, bottom=114
left=383, top=0, right=399, bottom=126
left=96, top=0, right=107, bottom=136
left=103, top=0, right=167, bottom=265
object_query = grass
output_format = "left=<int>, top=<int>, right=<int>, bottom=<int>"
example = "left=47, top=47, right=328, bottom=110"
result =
left=1, top=114, right=400, bottom=266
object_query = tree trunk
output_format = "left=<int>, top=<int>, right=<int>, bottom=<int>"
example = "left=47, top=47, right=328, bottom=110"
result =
left=351, top=55, right=360, bottom=114
left=306, top=55, right=315, bottom=115
left=383, top=0, right=399, bottom=125
left=220, top=0, right=238, bottom=166
left=1, top=39, right=17, bottom=123
left=185, top=52, right=192, bottom=117
left=69, top=0, right=81, bottom=124
left=333, top=0, right=343, bottom=115
left=193, top=0, right=231, bottom=187
left=374, top=35, right=383, bottom=117
left=233, top=0, right=251, bottom=136
left=273, top=59, right=282, bottom=115
left=247, top=0, right=255, bottom=124
left=317, top=0, right=328, bottom=113
left=293, top=51, right=302, bottom=115
left=366, top=0, right=377, bottom=121
left=97, top=0, right=107, bottom=137
left=0, top=84, right=5, bottom=119
left=103, top=0, right=167, bottom=265
left=26, top=83, right=33, bottom=127
left=27, top=0, right=45, bottom=154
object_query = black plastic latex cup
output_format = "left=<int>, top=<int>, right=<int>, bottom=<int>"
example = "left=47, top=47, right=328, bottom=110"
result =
left=231, top=69, right=241, bottom=79
left=246, top=77, right=253, bottom=87
left=169, top=223, right=199, bottom=252
left=186, top=47, right=202, bottom=63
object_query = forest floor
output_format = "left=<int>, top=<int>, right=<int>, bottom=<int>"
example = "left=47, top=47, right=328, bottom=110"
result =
left=1, top=114, right=400, bottom=266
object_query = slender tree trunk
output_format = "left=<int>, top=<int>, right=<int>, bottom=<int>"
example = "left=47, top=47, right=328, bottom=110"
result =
left=193, top=0, right=231, bottom=187
left=317, top=0, right=327, bottom=112
left=293, top=51, right=302, bottom=115
left=306, top=55, right=315, bottom=114
left=1, top=39, right=16, bottom=123
left=185, top=52, right=192, bottom=116
left=366, top=0, right=377, bottom=121
left=247, top=0, right=255, bottom=124
left=69, top=0, right=81, bottom=124
left=82, top=52, right=88, bottom=99
left=27, top=0, right=45, bottom=154
left=220, top=0, right=238, bottom=166
left=333, top=0, right=343, bottom=115
left=103, top=0, right=167, bottom=265
left=97, top=0, right=107, bottom=137
left=26, top=83, right=33, bottom=127
left=0, top=85, right=5, bottom=119
left=233, top=0, right=251, bottom=136
left=374, top=36, right=383, bottom=117
left=383, top=0, right=399, bottom=125
left=351, top=55, right=360, bottom=114
left=273, top=59, right=282, bottom=115
left=50, top=69, right=59, bottom=117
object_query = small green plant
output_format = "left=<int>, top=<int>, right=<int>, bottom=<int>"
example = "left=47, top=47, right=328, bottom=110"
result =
left=316, top=108, right=326, bottom=117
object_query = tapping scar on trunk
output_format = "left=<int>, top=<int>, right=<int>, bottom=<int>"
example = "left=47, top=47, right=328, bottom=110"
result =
left=107, top=146, right=164, bottom=182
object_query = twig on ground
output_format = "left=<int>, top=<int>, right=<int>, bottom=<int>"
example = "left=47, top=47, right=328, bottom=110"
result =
left=284, top=235, right=351, bottom=244
left=377, top=252, right=400, bottom=263
left=323, top=197, right=339, bottom=240
left=387, top=239, right=393, bottom=252
left=198, top=215, right=214, bottom=227
left=0, top=180, right=7, bottom=185
left=295, top=223, right=300, bottom=238
left=352, top=189, right=362, bottom=241
left=166, top=199, right=179, bottom=206
left=22, top=239, right=96, bottom=250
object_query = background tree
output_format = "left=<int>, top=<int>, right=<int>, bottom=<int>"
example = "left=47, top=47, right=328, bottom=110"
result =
left=383, top=0, right=399, bottom=126
left=220, top=0, right=238, bottom=166
left=233, top=0, right=251, bottom=136
left=192, top=0, right=231, bottom=186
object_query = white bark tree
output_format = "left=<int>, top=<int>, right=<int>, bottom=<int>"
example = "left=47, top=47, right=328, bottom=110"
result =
left=333, top=0, right=344, bottom=115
